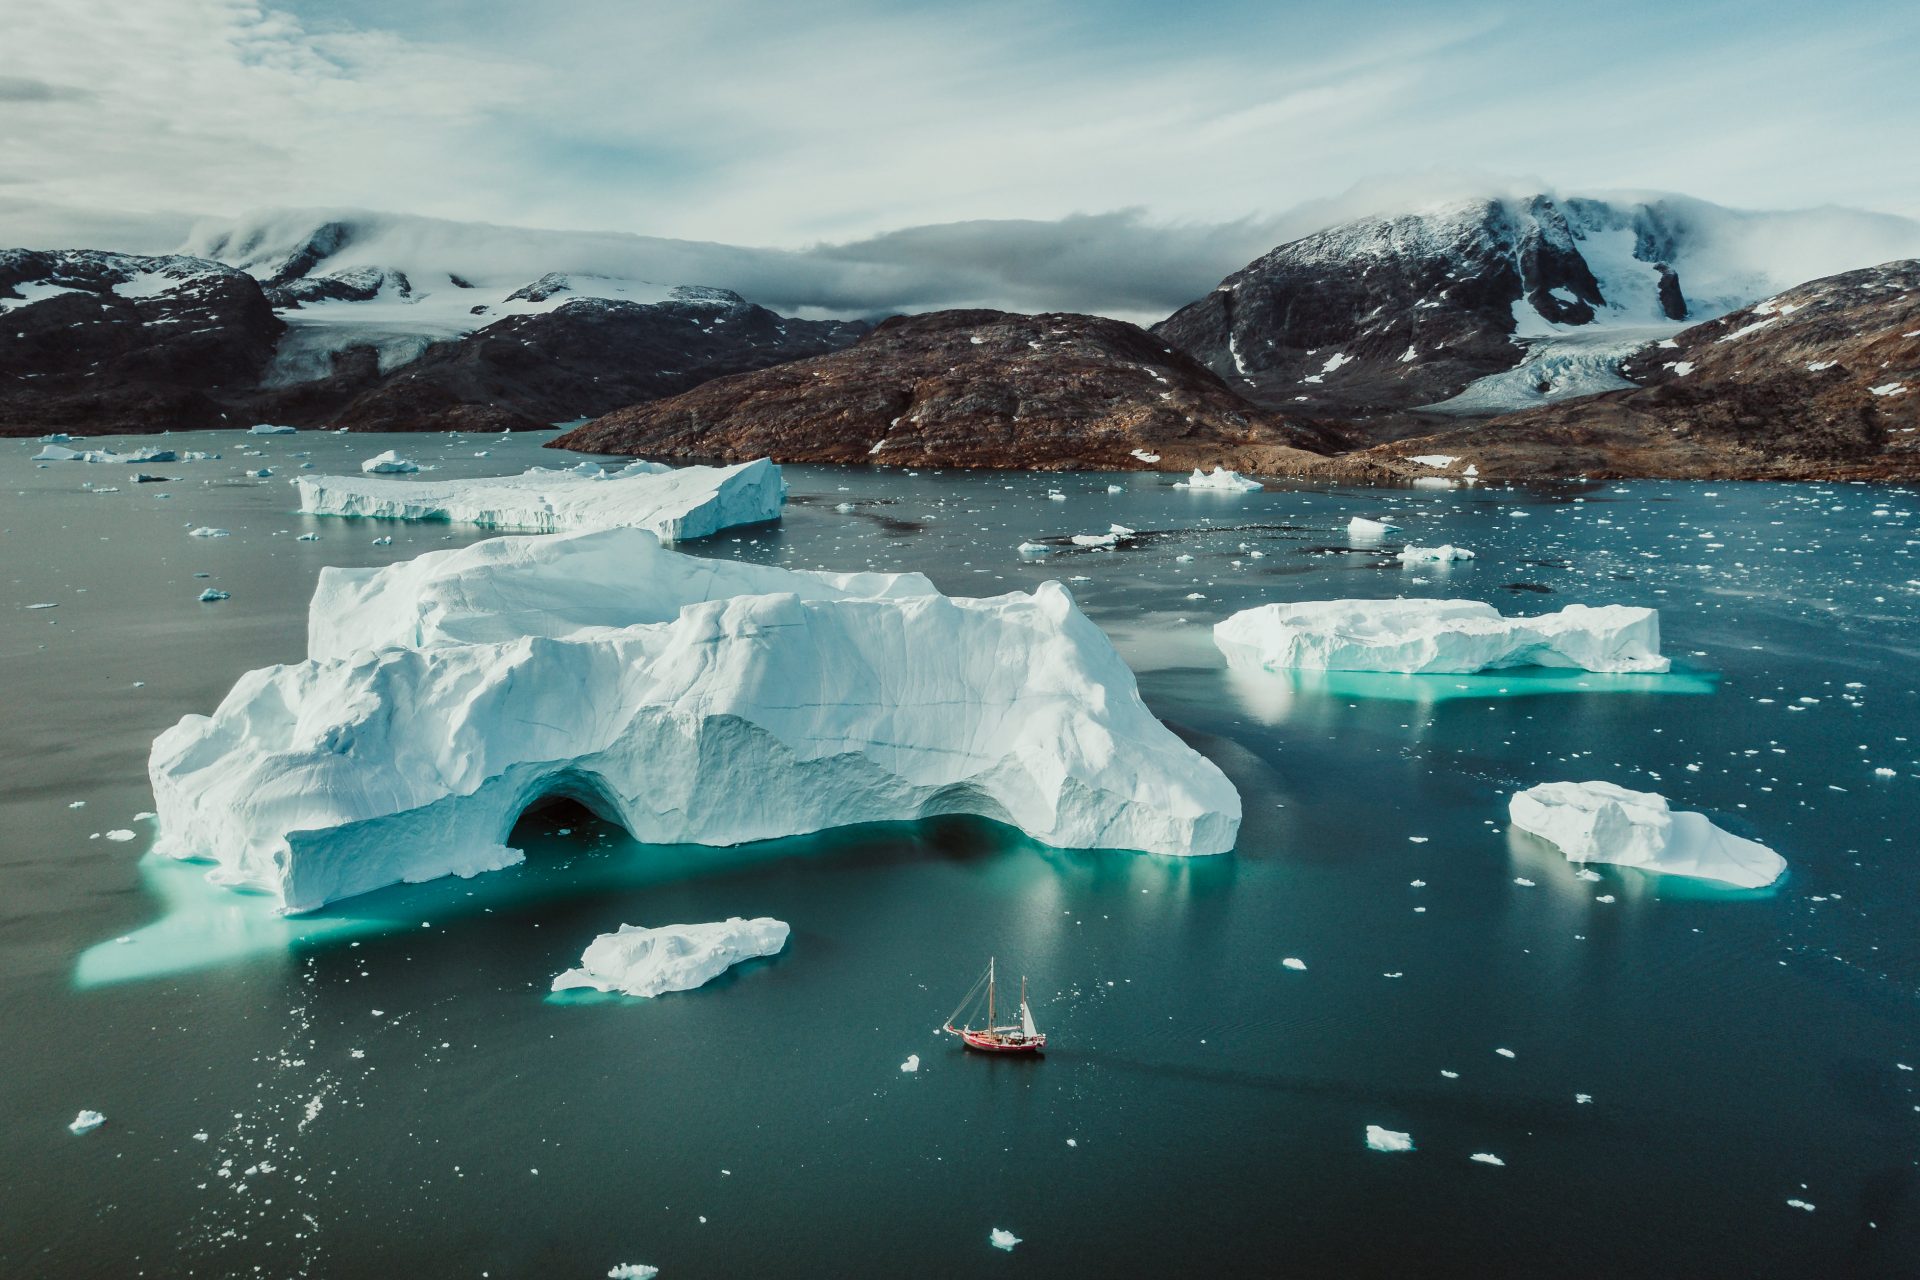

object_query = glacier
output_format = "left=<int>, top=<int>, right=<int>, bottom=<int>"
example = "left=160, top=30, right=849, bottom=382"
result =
left=293, top=456, right=786, bottom=541
left=150, top=526, right=1241, bottom=913
left=552, top=917, right=790, bottom=997
left=1509, top=781, right=1785, bottom=888
left=1212, top=599, right=1668, bottom=674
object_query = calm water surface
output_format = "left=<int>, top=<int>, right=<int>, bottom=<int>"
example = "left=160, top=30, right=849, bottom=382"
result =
left=2, top=430, right=1916, bottom=1278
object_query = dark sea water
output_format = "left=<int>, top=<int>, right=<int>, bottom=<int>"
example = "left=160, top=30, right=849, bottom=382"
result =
left=2, top=430, right=1916, bottom=1278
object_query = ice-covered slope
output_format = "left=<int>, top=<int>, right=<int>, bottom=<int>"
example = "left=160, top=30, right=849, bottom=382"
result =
left=1213, top=599, right=1668, bottom=674
left=1155, top=193, right=1920, bottom=419
left=150, top=527, right=1241, bottom=911
left=1510, top=781, right=1785, bottom=887
left=294, top=457, right=787, bottom=540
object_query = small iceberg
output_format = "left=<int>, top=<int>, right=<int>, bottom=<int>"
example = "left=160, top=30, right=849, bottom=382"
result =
left=187, top=527, right=229, bottom=538
left=1213, top=599, right=1668, bottom=674
left=298, top=457, right=787, bottom=542
left=69, top=1110, right=106, bottom=1135
left=1348, top=516, right=1399, bottom=536
left=607, top=1265, right=659, bottom=1279
left=1509, top=781, right=1786, bottom=888
left=1070, top=523, right=1135, bottom=548
left=248, top=423, right=298, bottom=435
left=1365, top=1125, right=1413, bottom=1153
left=552, top=917, right=790, bottom=998
left=360, top=450, right=420, bottom=474
left=1397, top=545, right=1474, bottom=564
left=900, top=1054, right=920, bottom=1073
left=197, top=589, right=230, bottom=603
left=1175, top=466, right=1262, bottom=492
left=989, top=1228, right=1022, bottom=1252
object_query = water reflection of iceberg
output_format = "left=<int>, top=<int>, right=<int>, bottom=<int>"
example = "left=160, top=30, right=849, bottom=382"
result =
left=1223, top=660, right=1715, bottom=721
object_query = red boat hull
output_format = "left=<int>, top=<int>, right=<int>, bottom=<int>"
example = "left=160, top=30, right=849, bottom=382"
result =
left=957, top=1027, right=1046, bottom=1054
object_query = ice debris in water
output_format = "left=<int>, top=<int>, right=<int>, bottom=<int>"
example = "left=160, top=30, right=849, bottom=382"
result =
left=1496, top=1048, right=1516, bottom=1059
left=104, top=829, right=135, bottom=842
left=187, top=527, right=229, bottom=538
left=1785, top=1200, right=1815, bottom=1213
left=1510, top=781, right=1786, bottom=888
left=552, top=918, right=790, bottom=998
left=900, top=1054, right=920, bottom=1073
left=1397, top=544, right=1475, bottom=563
left=1214, top=599, right=1668, bottom=675
left=68, top=1110, right=105, bottom=1135
left=607, top=1265, right=659, bottom=1279
left=1282, top=957, right=1307, bottom=971
left=1470, top=1153, right=1506, bottom=1166
left=197, top=589, right=229, bottom=603
left=1348, top=516, right=1399, bottom=536
left=989, top=1228, right=1022, bottom=1251
left=1365, top=1125, right=1414, bottom=1153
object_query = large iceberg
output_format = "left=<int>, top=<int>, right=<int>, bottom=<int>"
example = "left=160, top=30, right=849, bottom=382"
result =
left=1213, top=599, right=1668, bottom=674
left=1509, top=781, right=1785, bottom=888
left=293, top=457, right=786, bottom=541
left=151, top=526, right=1240, bottom=912
left=552, top=917, right=790, bottom=997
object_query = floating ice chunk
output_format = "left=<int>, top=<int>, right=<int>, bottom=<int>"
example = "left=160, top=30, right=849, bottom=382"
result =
left=1106, top=484, right=1124, bottom=493
left=607, top=1265, right=659, bottom=1279
left=69, top=1110, right=105, bottom=1134
left=1214, top=599, right=1668, bottom=675
left=298, top=457, right=786, bottom=542
left=1175, top=466, right=1262, bottom=492
left=1347, top=516, right=1400, bottom=536
left=1282, top=957, right=1307, bottom=971
left=552, top=917, right=789, bottom=998
left=1070, top=524, right=1136, bottom=549
left=34, top=445, right=120, bottom=463
left=197, top=589, right=230, bottom=603
left=1785, top=1200, right=1815, bottom=1213
left=104, top=829, right=136, bottom=842
left=1397, top=545, right=1475, bottom=564
left=296, top=533, right=320, bottom=542
left=1470, top=1153, right=1506, bottom=1166
left=359, top=450, right=421, bottom=474
left=1575, top=1094, right=1593, bottom=1104
left=151, top=527, right=1240, bottom=911
left=1510, top=781, right=1786, bottom=888
left=1495, top=1048, right=1515, bottom=1058
left=187, top=527, right=229, bottom=538
left=1365, top=1125, right=1413, bottom=1153
left=248, top=424, right=297, bottom=435
left=1017, top=542, right=1050, bottom=556
left=989, top=1228, right=1022, bottom=1252
left=900, top=1054, right=920, bottom=1073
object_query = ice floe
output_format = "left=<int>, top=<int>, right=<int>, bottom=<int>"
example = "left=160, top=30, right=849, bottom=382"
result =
left=150, top=526, right=1241, bottom=911
left=1365, top=1125, right=1413, bottom=1153
left=248, top=423, right=298, bottom=435
left=296, top=457, right=786, bottom=541
left=989, top=1228, right=1022, bottom=1251
left=551, top=917, right=789, bottom=997
left=607, top=1265, right=659, bottom=1279
left=900, top=1054, right=920, bottom=1073
left=1509, top=781, right=1786, bottom=888
left=1213, top=599, right=1668, bottom=675
left=1175, top=466, right=1263, bottom=492
left=1397, top=545, right=1475, bottom=564
left=68, top=1110, right=105, bottom=1134
left=359, top=450, right=420, bottom=474
left=1347, top=516, right=1400, bottom=536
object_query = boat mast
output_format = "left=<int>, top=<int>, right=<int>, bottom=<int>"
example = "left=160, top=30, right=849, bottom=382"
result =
left=987, top=956, right=995, bottom=1032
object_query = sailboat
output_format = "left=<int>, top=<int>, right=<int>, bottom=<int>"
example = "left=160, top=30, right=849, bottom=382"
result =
left=943, top=957, right=1046, bottom=1054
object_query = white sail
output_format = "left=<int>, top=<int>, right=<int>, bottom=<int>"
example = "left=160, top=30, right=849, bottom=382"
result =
left=1020, top=996, right=1037, bottom=1039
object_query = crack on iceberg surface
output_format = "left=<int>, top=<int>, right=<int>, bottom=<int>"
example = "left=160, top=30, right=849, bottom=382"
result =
left=1509, top=780, right=1785, bottom=888
left=1213, top=599, right=1668, bottom=675
left=293, top=456, right=785, bottom=541
left=151, top=526, right=1241, bottom=912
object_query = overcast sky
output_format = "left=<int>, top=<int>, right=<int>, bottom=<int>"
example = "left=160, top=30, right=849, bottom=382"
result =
left=5, top=0, right=1917, bottom=256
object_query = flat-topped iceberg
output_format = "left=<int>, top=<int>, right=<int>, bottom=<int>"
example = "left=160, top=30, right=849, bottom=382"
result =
left=1176, top=466, right=1263, bottom=492
left=1509, top=781, right=1785, bottom=887
left=151, top=526, right=1240, bottom=912
left=552, top=917, right=789, bottom=997
left=294, top=457, right=786, bottom=541
left=1213, top=598, right=1668, bottom=674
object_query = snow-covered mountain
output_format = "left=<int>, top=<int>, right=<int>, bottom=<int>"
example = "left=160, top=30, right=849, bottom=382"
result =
left=1154, top=194, right=1920, bottom=420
